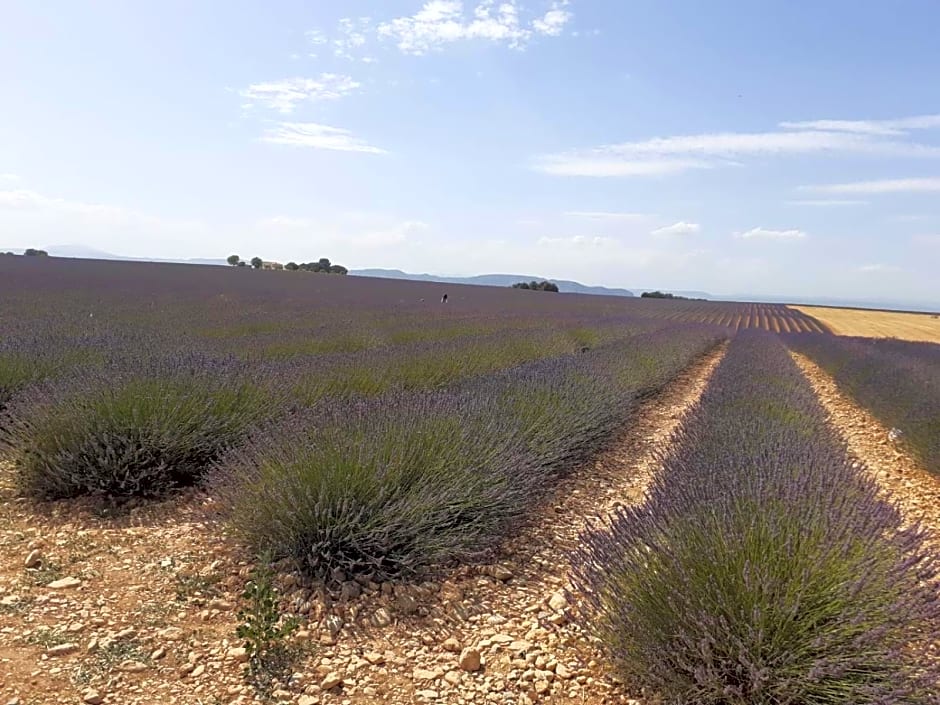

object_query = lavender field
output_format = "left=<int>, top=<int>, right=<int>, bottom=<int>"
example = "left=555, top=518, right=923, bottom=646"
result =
left=1, top=255, right=939, bottom=705
left=0, top=257, right=723, bottom=560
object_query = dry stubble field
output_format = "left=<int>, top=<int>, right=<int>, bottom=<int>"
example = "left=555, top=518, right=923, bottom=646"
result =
left=790, top=304, right=940, bottom=343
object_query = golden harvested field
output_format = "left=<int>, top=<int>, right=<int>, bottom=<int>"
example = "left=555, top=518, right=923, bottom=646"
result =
left=790, top=305, right=940, bottom=343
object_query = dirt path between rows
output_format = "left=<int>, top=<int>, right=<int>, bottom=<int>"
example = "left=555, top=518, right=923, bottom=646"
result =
left=0, top=343, right=726, bottom=705
left=792, top=352, right=940, bottom=545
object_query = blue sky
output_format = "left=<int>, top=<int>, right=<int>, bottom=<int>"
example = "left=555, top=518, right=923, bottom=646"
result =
left=1, top=1, right=939, bottom=304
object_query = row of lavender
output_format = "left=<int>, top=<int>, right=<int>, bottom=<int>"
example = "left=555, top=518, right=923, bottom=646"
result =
left=215, top=326, right=722, bottom=580
left=1, top=306, right=723, bottom=580
left=573, top=332, right=940, bottom=704
left=786, top=333, right=940, bottom=475
left=0, top=320, right=662, bottom=417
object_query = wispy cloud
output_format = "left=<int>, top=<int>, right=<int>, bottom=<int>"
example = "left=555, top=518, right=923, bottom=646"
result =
left=0, top=173, right=19, bottom=182
left=0, top=188, right=131, bottom=219
left=334, top=17, right=372, bottom=60
left=858, top=263, right=902, bottom=273
left=736, top=226, right=807, bottom=241
left=563, top=210, right=651, bottom=221
left=780, top=114, right=940, bottom=136
left=0, top=189, right=208, bottom=244
left=532, top=2, right=572, bottom=36
left=305, top=29, right=328, bottom=45
left=652, top=221, right=700, bottom=236
left=786, top=199, right=868, bottom=207
left=536, top=155, right=710, bottom=177
left=537, top=234, right=616, bottom=247
left=240, top=74, right=360, bottom=113
left=377, top=1, right=572, bottom=55
left=913, top=233, right=940, bottom=246
left=262, top=214, right=426, bottom=246
left=534, top=115, right=940, bottom=177
left=261, top=123, right=387, bottom=154
left=806, top=177, right=940, bottom=194
left=891, top=214, right=931, bottom=222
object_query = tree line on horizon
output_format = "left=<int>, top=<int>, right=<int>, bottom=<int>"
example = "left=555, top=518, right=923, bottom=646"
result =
left=512, top=280, right=559, bottom=292
left=226, top=254, right=348, bottom=275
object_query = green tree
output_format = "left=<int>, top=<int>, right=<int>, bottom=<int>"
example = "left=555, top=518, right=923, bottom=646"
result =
left=328, top=264, right=348, bottom=275
left=285, top=262, right=299, bottom=271
left=24, top=248, right=48, bottom=257
left=250, top=257, right=263, bottom=269
left=227, top=254, right=241, bottom=266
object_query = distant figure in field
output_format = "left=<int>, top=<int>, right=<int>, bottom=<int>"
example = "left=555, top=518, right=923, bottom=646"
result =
left=441, top=293, right=448, bottom=303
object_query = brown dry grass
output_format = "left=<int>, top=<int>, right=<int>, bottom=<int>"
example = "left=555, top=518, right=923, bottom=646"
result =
left=790, top=305, right=940, bottom=343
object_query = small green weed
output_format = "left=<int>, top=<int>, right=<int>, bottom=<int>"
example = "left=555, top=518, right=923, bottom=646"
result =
left=72, top=638, right=151, bottom=685
left=24, top=626, right=71, bottom=648
left=175, top=571, right=222, bottom=603
left=26, top=560, right=65, bottom=586
left=236, top=555, right=301, bottom=697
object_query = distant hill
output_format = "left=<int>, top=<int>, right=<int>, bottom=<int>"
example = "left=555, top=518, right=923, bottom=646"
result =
left=351, top=268, right=635, bottom=297
left=40, top=244, right=227, bottom=266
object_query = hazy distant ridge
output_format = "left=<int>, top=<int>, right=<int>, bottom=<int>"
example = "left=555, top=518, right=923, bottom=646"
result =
left=351, top=268, right=635, bottom=297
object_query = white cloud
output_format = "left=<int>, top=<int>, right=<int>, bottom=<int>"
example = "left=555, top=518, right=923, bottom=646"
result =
left=652, top=221, right=700, bottom=236
left=537, top=234, right=617, bottom=247
left=0, top=173, right=19, bottom=182
left=305, top=29, right=328, bottom=45
left=535, top=155, right=711, bottom=177
left=806, top=177, right=940, bottom=194
left=259, top=215, right=313, bottom=229
left=259, top=214, right=428, bottom=248
left=0, top=188, right=209, bottom=257
left=780, top=114, right=940, bottom=136
left=535, top=120, right=940, bottom=177
left=913, top=233, right=940, bottom=246
left=532, top=2, right=572, bottom=36
left=334, top=17, right=371, bottom=60
left=0, top=188, right=133, bottom=220
left=786, top=199, right=868, bottom=206
left=858, top=263, right=902, bottom=273
left=261, top=123, right=387, bottom=154
left=240, top=74, right=360, bottom=113
left=736, top=227, right=807, bottom=241
left=563, top=210, right=651, bottom=221
left=376, top=1, right=572, bottom=55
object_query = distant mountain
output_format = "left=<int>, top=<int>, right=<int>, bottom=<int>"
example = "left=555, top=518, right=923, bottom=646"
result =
left=351, top=268, right=635, bottom=297
left=41, top=244, right=227, bottom=266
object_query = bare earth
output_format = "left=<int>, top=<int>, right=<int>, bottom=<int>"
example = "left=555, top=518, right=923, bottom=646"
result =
left=790, top=305, right=940, bottom=343
left=0, top=345, right=727, bottom=705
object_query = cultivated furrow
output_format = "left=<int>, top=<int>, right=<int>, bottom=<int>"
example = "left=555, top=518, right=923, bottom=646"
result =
left=791, top=352, right=940, bottom=543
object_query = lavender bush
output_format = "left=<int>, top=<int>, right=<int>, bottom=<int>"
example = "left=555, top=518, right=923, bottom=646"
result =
left=573, top=332, right=940, bottom=704
left=1, top=354, right=282, bottom=499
